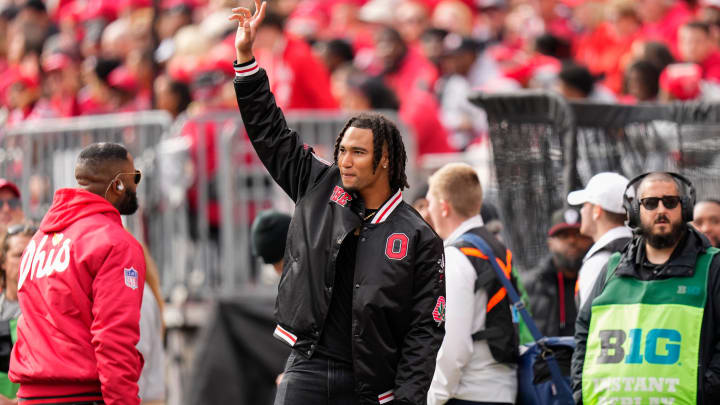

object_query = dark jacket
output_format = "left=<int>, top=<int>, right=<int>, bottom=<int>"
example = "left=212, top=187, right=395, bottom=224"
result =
left=449, top=226, right=519, bottom=364
left=234, top=64, right=445, bottom=405
left=572, top=226, right=720, bottom=404
left=524, top=255, right=577, bottom=337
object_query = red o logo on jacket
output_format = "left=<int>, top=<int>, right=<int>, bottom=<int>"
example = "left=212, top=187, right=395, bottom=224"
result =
left=385, top=233, right=409, bottom=260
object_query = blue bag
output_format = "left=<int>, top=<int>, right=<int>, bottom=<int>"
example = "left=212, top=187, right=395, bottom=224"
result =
left=517, top=336, right=575, bottom=405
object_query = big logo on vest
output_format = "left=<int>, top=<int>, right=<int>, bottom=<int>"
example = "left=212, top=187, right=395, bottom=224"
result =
left=597, top=328, right=682, bottom=365
left=18, top=233, right=73, bottom=291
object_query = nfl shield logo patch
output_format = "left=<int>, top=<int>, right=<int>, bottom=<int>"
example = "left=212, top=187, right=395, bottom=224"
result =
left=124, top=267, right=138, bottom=290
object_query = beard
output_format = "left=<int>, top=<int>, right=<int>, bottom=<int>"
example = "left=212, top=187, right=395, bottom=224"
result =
left=342, top=183, right=358, bottom=192
left=639, top=214, right=685, bottom=249
left=552, top=251, right=584, bottom=273
left=116, top=189, right=139, bottom=215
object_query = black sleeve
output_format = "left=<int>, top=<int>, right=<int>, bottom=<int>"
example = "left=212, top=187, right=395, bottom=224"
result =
left=571, top=263, right=609, bottom=404
left=703, top=254, right=720, bottom=401
left=233, top=60, right=332, bottom=202
left=393, top=232, right=446, bottom=405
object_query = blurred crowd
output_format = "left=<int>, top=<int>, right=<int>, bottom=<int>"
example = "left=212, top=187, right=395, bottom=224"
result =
left=3, top=0, right=720, bottom=154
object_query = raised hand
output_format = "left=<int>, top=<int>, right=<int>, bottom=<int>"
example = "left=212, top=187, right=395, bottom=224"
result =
left=228, top=0, right=267, bottom=63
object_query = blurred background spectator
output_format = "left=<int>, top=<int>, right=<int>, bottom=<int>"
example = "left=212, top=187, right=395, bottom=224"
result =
left=250, top=210, right=291, bottom=284
left=0, top=180, right=23, bottom=236
left=524, top=208, right=592, bottom=337
left=692, top=199, right=720, bottom=247
left=623, top=60, right=661, bottom=102
left=0, top=222, right=35, bottom=403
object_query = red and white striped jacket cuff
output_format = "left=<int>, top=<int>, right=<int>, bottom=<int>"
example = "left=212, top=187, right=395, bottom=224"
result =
left=233, top=59, right=260, bottom=77
left=378, top=389, right=394, bottom=404
left=273, top=324, right=297, bottom=346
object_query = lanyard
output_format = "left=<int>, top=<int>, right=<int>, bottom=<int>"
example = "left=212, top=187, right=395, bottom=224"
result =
left=556, top=272, right=566, bottom=329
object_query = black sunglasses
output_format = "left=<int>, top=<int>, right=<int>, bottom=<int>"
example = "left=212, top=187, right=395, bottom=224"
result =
left=640, top=196, right=682, bottom=210
left=0, top=198, right=20, bottom=210
left=6, top=223, right=38, bottom=237
left=112, top=170, right=142, bottom=185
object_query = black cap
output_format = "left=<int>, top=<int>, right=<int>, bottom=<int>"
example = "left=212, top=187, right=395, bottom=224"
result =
left=481, top=201, right=500, bottom=223
left=558, top=62, right=603, bottom=97
left=22, top=0, right=46, bottom=13
left=251, top=211, right=292, bottom=264
left=443, top=34, right=481, bottom=56
left=548, top=207, right=581, bottom=237
left=476, top=0, right=507, bottom=10
left=421, top=27, right=448, bottom=41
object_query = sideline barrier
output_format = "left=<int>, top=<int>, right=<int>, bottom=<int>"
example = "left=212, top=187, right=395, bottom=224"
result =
left=570, top=102, right=720, bottom=201
left=470, top=92, right=720, bottom=272
left=470, top=91, right=574, bottom=271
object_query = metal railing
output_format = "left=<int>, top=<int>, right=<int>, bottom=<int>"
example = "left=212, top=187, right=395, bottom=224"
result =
left=0, top=111, right=173, bottom=242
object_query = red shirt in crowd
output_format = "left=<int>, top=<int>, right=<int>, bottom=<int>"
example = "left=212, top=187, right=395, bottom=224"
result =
left=77, top=88, right=114, bottom=116
left=574, top=22, right=639, bottom=94
left=503, top=53, right=561, bottom=87
left=638, top=1, right=693, bottom=57
left=546, top=15, right=576, bottom=43
left=254, top=34, right=338, bottom=111
left=699, top=51, right=720, bottom=82
left=400, top=87, right=455, bottom=157
left=382, top=47, right=439, bottom=98
left=180, top=112, right=272, bottom=228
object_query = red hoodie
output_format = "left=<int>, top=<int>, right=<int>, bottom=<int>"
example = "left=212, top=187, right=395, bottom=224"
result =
left=9, top=189, right=145, bottom=405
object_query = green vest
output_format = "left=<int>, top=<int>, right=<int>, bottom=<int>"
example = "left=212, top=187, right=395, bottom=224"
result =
left=0, top=319, right=19, bottom=399
left=582, top=248, right=719, bottom=405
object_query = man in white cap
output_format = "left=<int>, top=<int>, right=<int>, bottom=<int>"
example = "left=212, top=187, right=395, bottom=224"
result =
left=567, top=172, right=633, bottom=307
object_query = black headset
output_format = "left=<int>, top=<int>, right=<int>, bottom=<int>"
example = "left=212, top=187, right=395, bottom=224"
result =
left=623, top=172, right=696, bottom=228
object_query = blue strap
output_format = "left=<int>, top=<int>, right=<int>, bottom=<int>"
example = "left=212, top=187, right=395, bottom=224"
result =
left=459, top=233, right=574, bottom=405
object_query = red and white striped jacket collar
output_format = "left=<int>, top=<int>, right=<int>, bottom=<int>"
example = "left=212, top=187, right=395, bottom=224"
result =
left=371, top=189, right=403, bottom=224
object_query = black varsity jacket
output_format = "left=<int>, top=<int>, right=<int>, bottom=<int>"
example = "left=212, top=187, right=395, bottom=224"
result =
left=233, top=59, right=446, bottom=405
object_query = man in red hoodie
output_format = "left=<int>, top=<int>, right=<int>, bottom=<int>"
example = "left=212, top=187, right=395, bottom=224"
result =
left=9, top=143, right=146, bottom=405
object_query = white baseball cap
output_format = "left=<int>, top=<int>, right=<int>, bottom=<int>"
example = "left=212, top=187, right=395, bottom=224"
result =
left=567, top=172, right=629, bottom=214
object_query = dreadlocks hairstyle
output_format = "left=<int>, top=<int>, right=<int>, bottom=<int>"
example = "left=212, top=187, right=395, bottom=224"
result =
left=333, top=113, right=409, bottom=191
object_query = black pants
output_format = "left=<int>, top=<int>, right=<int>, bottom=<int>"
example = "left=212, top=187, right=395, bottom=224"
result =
left=274, top=350, right=357, bottom=405
left=447, top=400, right=512, bottom=405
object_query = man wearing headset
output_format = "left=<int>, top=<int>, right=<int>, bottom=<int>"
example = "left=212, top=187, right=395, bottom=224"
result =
left=571, top=172, right=720, bottom=404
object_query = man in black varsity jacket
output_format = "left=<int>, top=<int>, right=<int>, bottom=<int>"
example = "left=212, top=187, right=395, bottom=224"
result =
left=229, top=2, right=446, bottom=405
